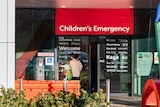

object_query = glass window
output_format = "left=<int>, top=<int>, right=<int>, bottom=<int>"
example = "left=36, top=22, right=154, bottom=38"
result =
left=56, top=36, right=89, bottom=90
left=133, top=37, right=158, bottom=96
left=133, top=9, right=158, bottom=96
left=16, top=9, right=55, bottom=80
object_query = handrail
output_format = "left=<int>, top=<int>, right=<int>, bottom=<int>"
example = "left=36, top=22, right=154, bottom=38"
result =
left=15, top=80, right=80, bottom=99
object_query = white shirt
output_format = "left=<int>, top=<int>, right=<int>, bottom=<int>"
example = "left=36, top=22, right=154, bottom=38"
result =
left=70, top=58, right=83, bottom=77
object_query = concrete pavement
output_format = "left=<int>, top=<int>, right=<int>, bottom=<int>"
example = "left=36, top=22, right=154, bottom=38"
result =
left=109, top=93, right=142, bottom=107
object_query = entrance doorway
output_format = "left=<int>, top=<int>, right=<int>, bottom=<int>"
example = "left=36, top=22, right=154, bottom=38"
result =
left=97, top=37, right=132, bottom=94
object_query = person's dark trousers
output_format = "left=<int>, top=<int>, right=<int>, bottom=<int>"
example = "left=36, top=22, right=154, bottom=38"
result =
left=72, top=77, right=80, bottom=80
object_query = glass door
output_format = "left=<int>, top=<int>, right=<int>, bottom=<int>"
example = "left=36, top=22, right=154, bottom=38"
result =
left=98, top=37, right=131, bottom=94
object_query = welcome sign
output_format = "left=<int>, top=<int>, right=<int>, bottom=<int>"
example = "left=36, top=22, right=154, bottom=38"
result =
left=55, top=9, right=134, bottom=35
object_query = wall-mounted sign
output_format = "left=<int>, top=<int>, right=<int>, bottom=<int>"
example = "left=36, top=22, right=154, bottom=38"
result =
left=37, top=52, right=54, bottom=56
left=45, top=57, right=54, bottom=66
left=105, top=38, right=130, bottom=72
left=137, top=52, right=153, bottom=76
left=56, top=9, right=134, bottom=35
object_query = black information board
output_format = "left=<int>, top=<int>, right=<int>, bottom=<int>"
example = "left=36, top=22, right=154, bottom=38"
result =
left=105, top=38, right=130, bottom=72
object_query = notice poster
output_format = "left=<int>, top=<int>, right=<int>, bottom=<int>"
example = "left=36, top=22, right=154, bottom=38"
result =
left=105, top=38, right=130, bottom=72
left=137, top=52, right=153, bottom=76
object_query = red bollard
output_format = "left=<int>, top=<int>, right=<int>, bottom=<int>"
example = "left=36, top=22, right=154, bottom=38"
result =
left=142, top=78, right=160, bottom=107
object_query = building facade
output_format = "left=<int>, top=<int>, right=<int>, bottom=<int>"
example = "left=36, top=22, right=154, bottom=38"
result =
left=0, top=0, right=15, bottom=88
left=0, top=0, right=160, bottom=96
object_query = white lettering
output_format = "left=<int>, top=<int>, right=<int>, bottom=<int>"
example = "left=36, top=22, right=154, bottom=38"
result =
left=59, top=46, right=81, bottom=50
left=93, top=25, right=130, bottom=33
left=106, top=55, right=119, bottom=60
left=59, top=25, right=92, bottom=32
left=59, top=25, right=131, bottom=33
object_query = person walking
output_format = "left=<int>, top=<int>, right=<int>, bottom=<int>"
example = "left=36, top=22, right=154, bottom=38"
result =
left=69, top=53, right=83, bottom=80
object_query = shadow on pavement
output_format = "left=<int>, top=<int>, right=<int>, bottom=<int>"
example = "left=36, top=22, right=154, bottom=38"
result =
left=110, top=99, right=141, bottom=107
left=108, top=93, right=142, bottom=107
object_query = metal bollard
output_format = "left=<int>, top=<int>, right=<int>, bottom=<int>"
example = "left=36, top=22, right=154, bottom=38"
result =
left=106, top=79, right=110, bottom=103
left=19, top=77, right=23, bottom=91
left=63, top=76, right=67, bottom=92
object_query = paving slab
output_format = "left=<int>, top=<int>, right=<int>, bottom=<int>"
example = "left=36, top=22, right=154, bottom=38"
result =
left=108, top=93, right=142, bottom=107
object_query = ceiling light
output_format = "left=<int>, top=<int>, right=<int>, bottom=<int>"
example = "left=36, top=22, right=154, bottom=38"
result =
left=61, top=5, right=66, bottom=8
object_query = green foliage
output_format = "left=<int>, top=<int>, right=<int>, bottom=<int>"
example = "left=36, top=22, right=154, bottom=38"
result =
left=0, top=86, right=110, bottom=107
left=0, top=86, right=30, bottom=107
left=34, top=93, right=55, bottom=107
left=56, top=91, right=76, bottom=107
left=78, top=88, right=107, bottom=107
left=80, top=72, right=88, bottom=90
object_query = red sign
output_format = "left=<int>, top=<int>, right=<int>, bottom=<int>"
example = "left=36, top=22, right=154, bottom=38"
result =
left=55, top=8, right=134, bottom=35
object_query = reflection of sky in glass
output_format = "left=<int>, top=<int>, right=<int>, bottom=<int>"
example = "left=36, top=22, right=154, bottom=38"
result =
left=62, top=50, right=87, bottom=61
left=155, top=3, right=160, bottom=22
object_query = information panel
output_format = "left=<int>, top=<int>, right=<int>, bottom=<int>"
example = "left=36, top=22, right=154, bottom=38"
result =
left=105, top=38, right=130, bottom=72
